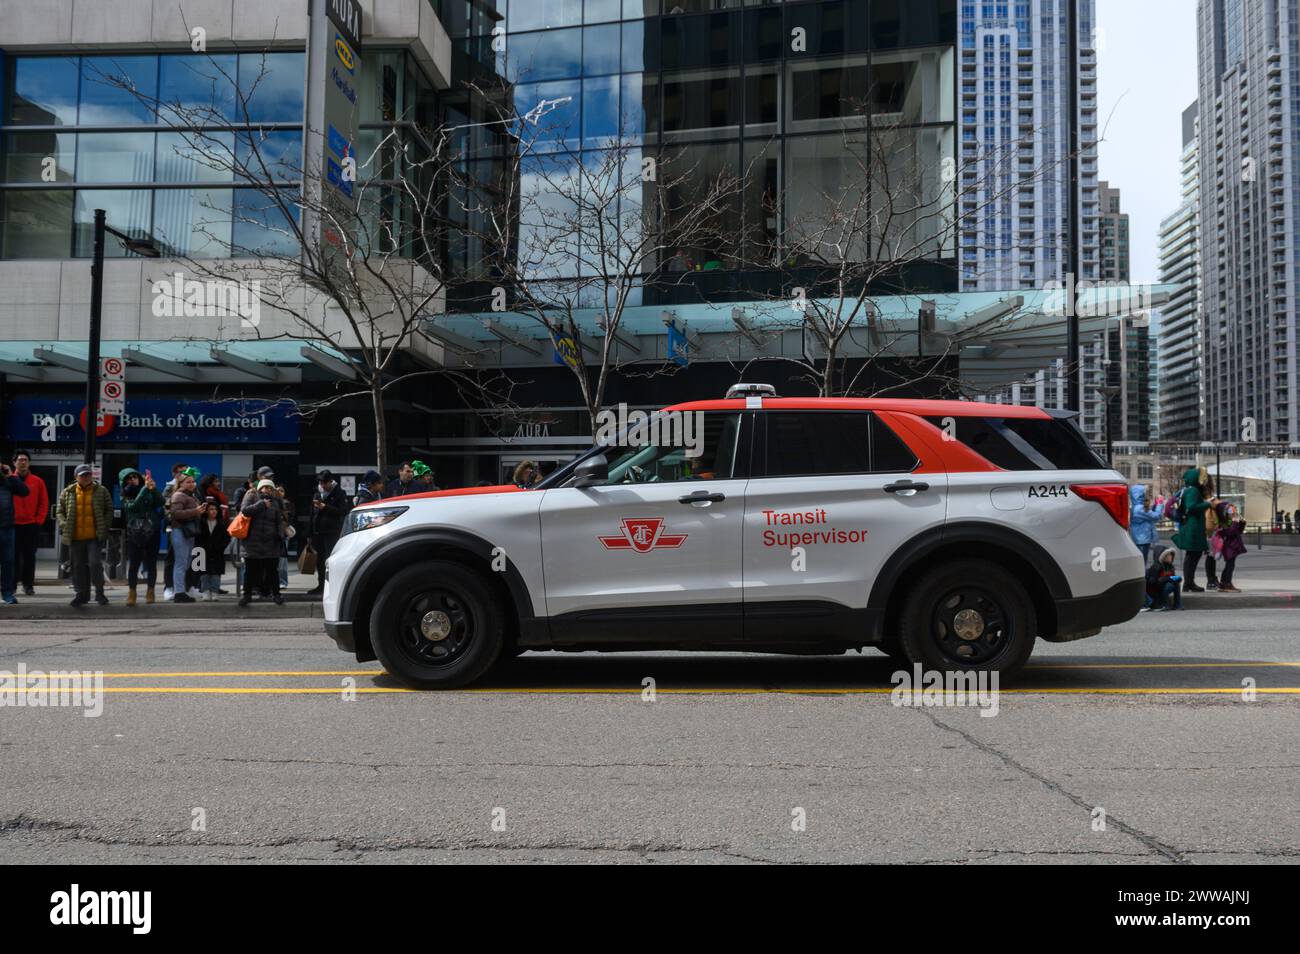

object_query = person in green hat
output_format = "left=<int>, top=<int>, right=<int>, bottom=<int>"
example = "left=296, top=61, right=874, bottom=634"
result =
left=1171, top=466, right=1211, bottom=592
left=411, top=460, right=439, bottom=492
left=119, top=466, right=163, bottom=605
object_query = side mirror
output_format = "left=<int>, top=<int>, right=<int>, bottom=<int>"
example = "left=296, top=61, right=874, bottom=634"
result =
left=572, top=454, right=608, bottom=488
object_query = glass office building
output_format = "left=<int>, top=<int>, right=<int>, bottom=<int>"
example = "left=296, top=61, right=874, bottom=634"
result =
left=0, top=46, right=441, bottom=260
left=439, top=0, right=958, bottom=299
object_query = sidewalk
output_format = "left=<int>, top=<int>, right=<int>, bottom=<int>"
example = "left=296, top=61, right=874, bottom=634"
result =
left=2, top=560, right=325, bottom=619
left=1152, top=539, right=1300, bottom=609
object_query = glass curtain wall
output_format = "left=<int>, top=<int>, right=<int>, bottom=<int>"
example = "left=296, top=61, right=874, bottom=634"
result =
left=0, top=52, right=305, bottom=259
left=441, top=0, right=956, bottom=283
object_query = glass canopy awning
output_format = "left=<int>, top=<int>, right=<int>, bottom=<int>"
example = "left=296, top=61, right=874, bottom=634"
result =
left=0, top=340, right=358, bottom=384
left=423, top=283, right=1177, bottom=393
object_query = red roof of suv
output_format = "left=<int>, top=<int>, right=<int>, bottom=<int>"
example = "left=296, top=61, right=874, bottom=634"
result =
left=663, top=398, right=1053, bottom=418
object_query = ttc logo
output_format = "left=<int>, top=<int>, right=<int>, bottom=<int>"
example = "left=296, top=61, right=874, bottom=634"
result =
left=599, top=518, right=687, bottom=553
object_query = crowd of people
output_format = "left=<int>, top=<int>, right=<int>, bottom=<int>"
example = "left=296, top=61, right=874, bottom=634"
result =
left=0, top=452, right=448, bottom=609
left=1130, top=466, right=1248, bottom=611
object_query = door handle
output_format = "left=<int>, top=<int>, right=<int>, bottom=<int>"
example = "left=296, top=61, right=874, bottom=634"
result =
left=883, top=480, right=930, bottom=496
left=678, top=490, right=726, bottom=504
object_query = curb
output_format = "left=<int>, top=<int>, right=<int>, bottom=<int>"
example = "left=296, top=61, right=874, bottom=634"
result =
left=1, top=601, right=324, bottom=620
left=1175, top=592, right=1299, bottom=610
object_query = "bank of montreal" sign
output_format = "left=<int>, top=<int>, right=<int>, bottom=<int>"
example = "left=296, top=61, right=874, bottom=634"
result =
left=6, top=398, right=301, bottom=445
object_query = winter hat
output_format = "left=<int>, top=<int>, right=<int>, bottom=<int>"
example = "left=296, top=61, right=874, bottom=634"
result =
left=1159, top=547, right=1177, bottom=563
left=256, top=478, right=275, bottom=491
left=362, top=469, right=383, bottom=485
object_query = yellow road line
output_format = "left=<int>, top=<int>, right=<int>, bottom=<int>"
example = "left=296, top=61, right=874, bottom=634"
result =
left=15, top=661, right=1300, bottom=679
left=76, top=686, right=1300, bottom=696
left=10, top=671, right=388, bottom=678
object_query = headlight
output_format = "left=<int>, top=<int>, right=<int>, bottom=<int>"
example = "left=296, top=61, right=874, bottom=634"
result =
left=342, top=506, right=408, bottom=536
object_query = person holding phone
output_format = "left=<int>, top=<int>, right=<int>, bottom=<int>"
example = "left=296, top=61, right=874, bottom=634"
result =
left=240, top=478, right=287, bottom=606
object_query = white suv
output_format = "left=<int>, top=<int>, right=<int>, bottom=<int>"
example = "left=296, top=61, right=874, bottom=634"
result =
left=323, top=390, right=1145, bottom=688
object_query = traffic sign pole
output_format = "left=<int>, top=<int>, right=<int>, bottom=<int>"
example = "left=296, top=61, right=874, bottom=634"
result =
left=84, top=209, right=105, bottom=467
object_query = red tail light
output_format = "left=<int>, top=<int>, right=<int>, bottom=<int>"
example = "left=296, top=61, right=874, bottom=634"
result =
left=1070, top=483, right=1130, bottom=529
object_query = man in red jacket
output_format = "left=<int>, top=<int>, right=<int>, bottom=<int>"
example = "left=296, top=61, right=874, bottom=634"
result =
left=11, top=450, right=48, bottom=596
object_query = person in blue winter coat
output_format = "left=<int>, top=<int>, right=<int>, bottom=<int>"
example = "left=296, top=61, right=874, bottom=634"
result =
left=1129, top=484, right=1164, bottom=566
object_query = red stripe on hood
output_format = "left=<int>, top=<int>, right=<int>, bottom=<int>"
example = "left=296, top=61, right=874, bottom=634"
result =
left=355, top=484, right=528, bottom=509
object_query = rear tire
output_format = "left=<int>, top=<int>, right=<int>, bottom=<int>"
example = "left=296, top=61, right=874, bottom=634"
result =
left=368, top=561, right=504, bottom=689
left=898, top=559, right=1036, bottom=677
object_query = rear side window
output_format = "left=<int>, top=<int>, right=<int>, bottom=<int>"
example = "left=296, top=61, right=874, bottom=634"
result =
left=924, top=415, right=1107, bottom=471
left=765, top=412, right=918, bottom=477
left=1002, top=417, right=1107, bottom=470
left=924, top=416, right=1040, bottom=470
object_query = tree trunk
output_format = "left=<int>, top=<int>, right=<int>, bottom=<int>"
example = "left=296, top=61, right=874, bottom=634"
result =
left=371, top=381, right=388, bottom=478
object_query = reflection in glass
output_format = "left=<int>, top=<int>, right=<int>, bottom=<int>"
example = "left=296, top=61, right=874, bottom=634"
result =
left=79, top=56, right=158, bottom=126
left=583, top=24, right=621, bottom=76
left=4, top=132, right=76, bottom=182
left=153, top=187, right=233, bottom=257
left=787, top=55, right=869, bottom=132
left=0, top=190, right=73, bottom=258
left=9, top=57, right=80, bottom=126
left=237, top=53, right=305, bottom=123
left=510, top=0, right=581, bottom=31
left=506, top=27, right=583, bottom=83
left=515, top=80, right=581, bottom=149
left=663, top=67, right=741, bottom=140
left=74, top=189, right=153, bottom=257
left=660, top=141, right=741, bottom=270
left=232, top=188, right=300, bottom=257
left=158, top=54, right=238, bottom=123
left=583, top=76, right=620, bottom=147
left=155, top=132, right=236, bottom=183
left=236, top=129, right=304, bottom=183
left=619, top=74, right=658, bottom=143
left=76, top=133, right=156, bottom=183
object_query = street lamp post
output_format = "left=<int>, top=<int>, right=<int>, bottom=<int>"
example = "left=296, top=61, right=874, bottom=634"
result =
left=84, top=209, right=160, bottom=466
left=1096, top=383, right=1120, bottom=465
left=1065, top=0, right=1081, bottom=411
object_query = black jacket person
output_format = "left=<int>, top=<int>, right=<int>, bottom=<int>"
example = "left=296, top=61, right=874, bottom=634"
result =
left=308, top=471, right=349, bottom=594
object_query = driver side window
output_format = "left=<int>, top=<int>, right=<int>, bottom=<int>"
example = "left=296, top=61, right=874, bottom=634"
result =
left=600, top=412, right=742, bottom=485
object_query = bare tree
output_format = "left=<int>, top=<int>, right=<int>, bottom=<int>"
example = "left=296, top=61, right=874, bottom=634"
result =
left=449, top=82, right=749, bottom=434
left=726, top=103, right=1085, bottom=398
left=99, top=50, right=508, bottom=474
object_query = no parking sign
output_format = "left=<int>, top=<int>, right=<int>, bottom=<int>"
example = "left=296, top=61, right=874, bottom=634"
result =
left=100, top=356, right=126, bottom=414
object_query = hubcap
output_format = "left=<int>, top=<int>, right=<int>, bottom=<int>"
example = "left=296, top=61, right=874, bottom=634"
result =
left=420, top=610, right=451, bottom=641
left=953, top=608, right=985, bottom=640
left=930, top=587, right=1010, bottom=666
left=396, top=590, right=473, bottom=666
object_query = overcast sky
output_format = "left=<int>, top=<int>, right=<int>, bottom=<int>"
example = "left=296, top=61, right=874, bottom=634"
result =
left=1095, top=0, right=1200, bottom=283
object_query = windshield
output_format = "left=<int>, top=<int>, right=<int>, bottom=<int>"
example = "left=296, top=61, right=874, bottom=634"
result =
left=540, top=411, right=742, bottom=487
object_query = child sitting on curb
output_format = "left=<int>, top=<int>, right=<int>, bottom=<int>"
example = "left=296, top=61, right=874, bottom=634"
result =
left=1144, top=548, right=1183, bottom=611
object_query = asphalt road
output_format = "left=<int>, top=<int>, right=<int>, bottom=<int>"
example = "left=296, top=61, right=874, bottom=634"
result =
left=1, top=609, right=1299, bottom=864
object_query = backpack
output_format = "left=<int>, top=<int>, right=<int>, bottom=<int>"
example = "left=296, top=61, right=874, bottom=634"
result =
left=1204, top=502, right=1220, bottom=534
left=1166, top=493, right=1183, bottom=525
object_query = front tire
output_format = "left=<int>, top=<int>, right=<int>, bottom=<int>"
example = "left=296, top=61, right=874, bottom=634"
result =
left=368, top=561, right=504, bottom=689
left=898, top=559, right=1036, bottom=677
